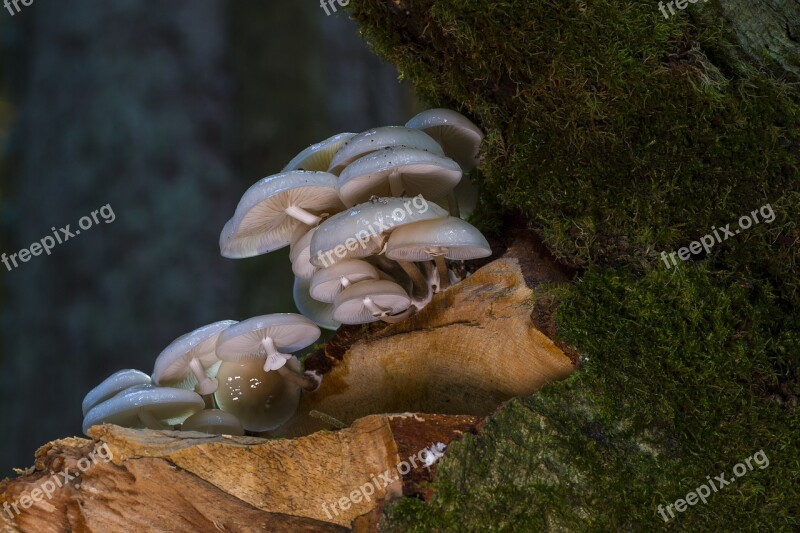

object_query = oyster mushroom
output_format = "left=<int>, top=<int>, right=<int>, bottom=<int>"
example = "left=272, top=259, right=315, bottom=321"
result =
left=220, top=171, right=344, bottom=258
left=215, top=313, right=321, bottom=390
left=310, top=259, right=380, bottom=303
left=152, top=320, right=237, bottom=396
left=283, top=132, right=356, bottom=172
left=82, top=369, right=151, bottom=416
left=293, top=277, right=340, bottom=331
left=214, top=358, right=304, bottom=432
left=181, top=409, right=245, bottom=436
left=405, top=109, right=484, bottom=173
left=386, top=216, right=491, bottom=290
left=327, top=126, right=444, bottom=175
left=333, top=279, right=412, bottom=325
left=338, top=147, right=462, bottom=207
left=82, top=385, right=205, bottom=435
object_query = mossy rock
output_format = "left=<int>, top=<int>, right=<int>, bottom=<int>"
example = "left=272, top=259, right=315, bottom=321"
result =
left=349, top=0, right=800, bottom=530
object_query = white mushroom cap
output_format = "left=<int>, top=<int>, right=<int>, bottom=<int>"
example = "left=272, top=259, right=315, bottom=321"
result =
left=293, top=277, right=340, bottom=330
left=310, top=197, right=449, bottom=268
left=289, top=226, right=319, bottom=280
left=82, top=385, right=205, bottom=435
left=405, top=109, right=484, bottom=172
left=82, top=369, right=151, bottom=416
left=338, top=147, right=462, bottom=207
left=216, top=313, right=320, bottom=372
left=214, top=358, right=303, bottom=432
left=152, top=320, right=237, bottom=396
left=333, top=279, right=411, bottom=324
left=386, top=216, right=492, bottom=261
left=181, top=409, right=245, bottom=436
left=310, top=259, right=380, bottom=303
left=327, top=126, right=444, bottom=175
left=220, top=171, right=344, bottom=258
left=283, top=132, right=357, bottom=172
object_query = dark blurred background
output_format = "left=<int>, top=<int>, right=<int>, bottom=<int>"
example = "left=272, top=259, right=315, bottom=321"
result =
left=0, top=0, right=417, bottom=474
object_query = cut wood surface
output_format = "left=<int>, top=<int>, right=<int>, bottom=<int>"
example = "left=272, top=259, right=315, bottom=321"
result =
left=0, top=414, right=480, bottom=532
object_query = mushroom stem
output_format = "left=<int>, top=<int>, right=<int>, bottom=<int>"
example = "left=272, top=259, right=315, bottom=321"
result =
left=363, top=296, right=391, bottom=317
left=388, top=170, right=404, bottom=197
left=261, top=337, right=292, bottom=372
left=340, top=276, right=351, bottom=288
left=188, top=357, right=218, bottom=395
left=138, top=411, right=167, bottom=430
left=446, top=192, right=461, bottom=218
left=276, top=365, right=319, bottom=392
left=395, top=260, right=430, bottom=300
left=285, top=205, right=322, bottom=226
left=434, top=255, right=451, bottom=290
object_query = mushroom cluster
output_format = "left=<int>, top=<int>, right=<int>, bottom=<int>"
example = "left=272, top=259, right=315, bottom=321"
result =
left=221, top=109, right=492, bottom=328
left=81, top=314, right=321, bottom=436
left=80, top=109, right=493, bottom=436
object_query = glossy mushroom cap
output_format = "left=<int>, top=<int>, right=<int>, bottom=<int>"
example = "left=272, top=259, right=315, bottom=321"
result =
left=293, top=277, right=340, bottom=330
left=289, top=226, right=319, bottom=280
left=327, top=126, right=444, bottom=175
left=405, top=109, right=484, bottom=172
left=220, top=171, right=344, bottom=258
left=152, top=320, right=237, bottom=396
left=333, top=279, right=411, bottom=324
left=181, top=409, right=245, bottom=436
left=338, top=147, right=462, bottom=207
left=216, top=313, right=321, bottom=372
left=310, top=197, right=449, bottom=268
left=82, top=385, right=205, bottom=435
left=310, top=259, right=380, bottom=303
left=82, top=369, right=152, bottom=416
left=283, top=132, right=356, bottom=172
left=214, top=357, right=303, bottom=432
left=385, top=217, right=492, bottom=261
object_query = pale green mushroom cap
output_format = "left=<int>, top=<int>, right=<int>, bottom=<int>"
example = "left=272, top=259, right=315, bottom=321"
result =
left=283, top=132, right=357, bottom=172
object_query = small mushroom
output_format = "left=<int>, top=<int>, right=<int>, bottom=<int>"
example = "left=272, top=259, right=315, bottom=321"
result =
left=405, top=109, right=484, bottom=173
left=215, top=313, right=321, bottom=390
left=338, top=147, right=462, bottom=207
left=333, top=279, right=412, bottom=324
left=214, top=357, right=304, bottom=432
left=220, top=171, right=344, bottom=258
left=327, top=126, right=444, bottom=175
left=82, top=369, right=152, bottom=416
left=310, top=259, right=381, bottom=303
left=82, top=385, right=205, bottom=435
left=293, top=276, right=340, bottom=330
left=152, top=320, right=237, bottom=396
left=283, top=132, right=356, bottom=172
left=386, top=216, right=491, bottom=290
left=181, top=409, right=245, bottom=436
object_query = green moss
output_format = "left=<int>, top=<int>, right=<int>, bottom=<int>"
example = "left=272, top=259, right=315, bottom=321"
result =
left=348, top=0, right=799, bottom=530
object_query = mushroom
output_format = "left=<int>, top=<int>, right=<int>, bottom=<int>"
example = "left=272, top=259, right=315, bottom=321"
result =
left=283, top=132, right=356, bottom=172
left=152, top=320, right=238, bottom=396
left=405, top=109, right=484, bottom=173
left=214, top=357, right=304, bottom=432
left=81, top=369, right=152, bottom=416
left=293, top=277, right=340, bottom=330
left=181, top=409, right=245, bottom=436
left=215, top=313, right=321, bottom=390
left=386, top=216, right=491, bottom=290
left=327, top=126, right=444, bottom=175
left=289, top=226, right=319, bottom=280
left=82, top=385, right=205, bottom=435
left=310, top=197, right=449, bottom=299
left=220, top=170, right=344, bottom=258
left=310, top=259, right=380, bottom=303
left=338, top=147, right=462, bottom=207
left=333, top=279, right=413, bottom=324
